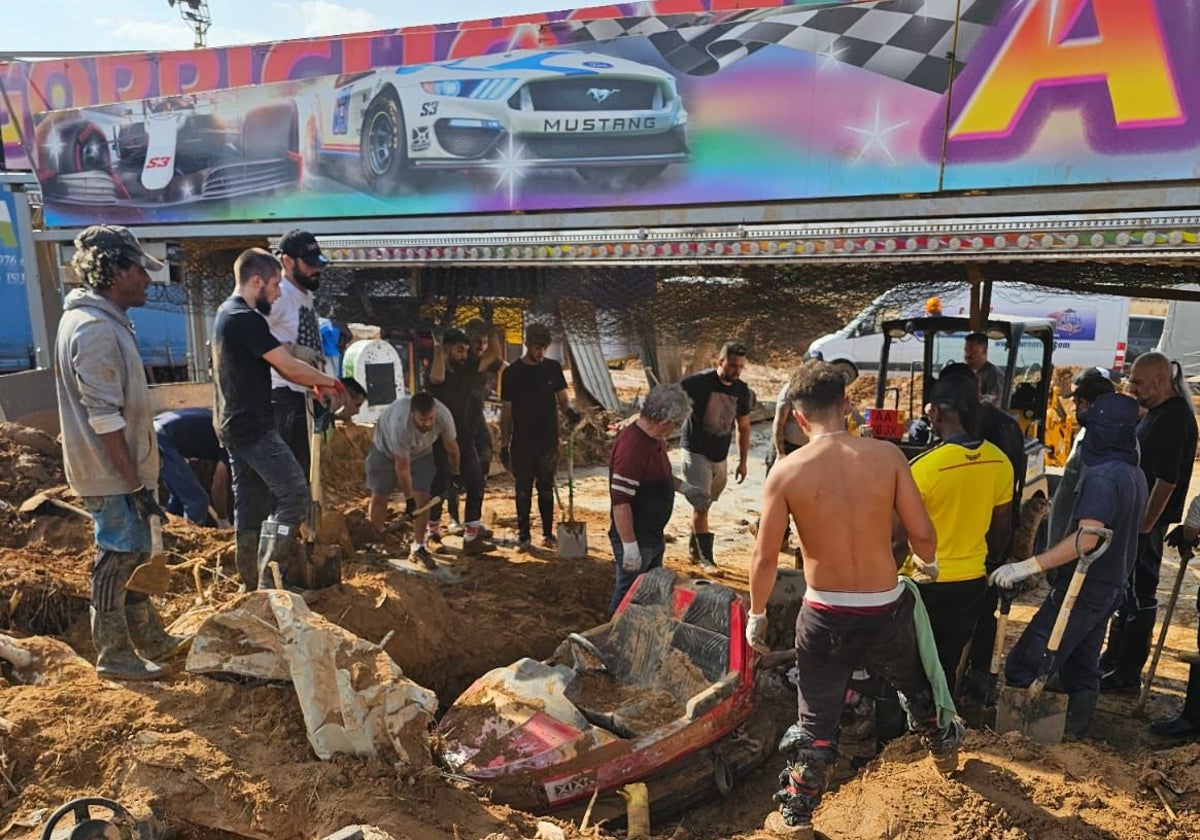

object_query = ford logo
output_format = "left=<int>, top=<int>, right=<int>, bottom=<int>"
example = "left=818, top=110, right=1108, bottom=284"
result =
left=582, top=61, right=613, bottom=68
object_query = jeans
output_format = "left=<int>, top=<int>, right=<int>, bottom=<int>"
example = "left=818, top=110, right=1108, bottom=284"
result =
left=512, top=443, right=557, bottom=540
left=227, top=431, right=310, bottom=532
left=1005, top=577, right=1123, bottom=694
left=608, top=531, right=666, bottom=614
left=156, top=430, right=211, bottom=524
left=272, top=387, right=311, bottom=479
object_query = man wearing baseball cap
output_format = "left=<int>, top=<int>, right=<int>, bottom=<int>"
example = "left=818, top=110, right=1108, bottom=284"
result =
left=54, top=224, right=188, bottom=680
left=267, top=229, right=329, bottom=478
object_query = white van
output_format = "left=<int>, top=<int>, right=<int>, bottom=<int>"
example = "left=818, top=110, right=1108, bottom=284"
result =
left=808, top=283, right=1130, bottom=377
left=1155, top=284, right=1200, bottom=378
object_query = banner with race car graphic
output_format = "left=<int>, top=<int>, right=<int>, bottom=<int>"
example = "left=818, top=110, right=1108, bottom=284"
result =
left=11, top=0, right=1200, bottom=226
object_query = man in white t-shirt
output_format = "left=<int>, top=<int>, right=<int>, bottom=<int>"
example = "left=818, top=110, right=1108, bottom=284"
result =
left=366, top=392, right=460, bottom=567
left=267, top=229, right=327, bottom=479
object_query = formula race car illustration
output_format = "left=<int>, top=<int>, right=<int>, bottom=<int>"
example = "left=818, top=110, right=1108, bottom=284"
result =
left=305, top=49, right=690, bottom=194
left=437, top=568, right=779, bottom=824
left=34, top=95, right=301, bottom=207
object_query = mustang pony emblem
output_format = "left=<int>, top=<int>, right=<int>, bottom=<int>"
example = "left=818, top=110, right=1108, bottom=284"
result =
left=586, top=87, right=620, bottom=103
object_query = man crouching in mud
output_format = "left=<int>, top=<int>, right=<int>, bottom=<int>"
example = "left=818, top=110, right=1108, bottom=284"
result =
left=747, top=361, right=964, bottom=839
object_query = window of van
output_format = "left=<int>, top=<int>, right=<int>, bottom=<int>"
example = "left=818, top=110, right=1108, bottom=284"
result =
left=1126, top=315, right=1165, bottom=368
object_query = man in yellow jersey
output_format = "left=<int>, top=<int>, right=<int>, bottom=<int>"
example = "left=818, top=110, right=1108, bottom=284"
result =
left=906, top=372, right=1013, bottom=695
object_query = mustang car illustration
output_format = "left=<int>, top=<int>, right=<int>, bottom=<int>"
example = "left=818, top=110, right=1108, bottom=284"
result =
left=34, top=95, right=301, bottom=207
left=305, top=49, right=690, bottom=194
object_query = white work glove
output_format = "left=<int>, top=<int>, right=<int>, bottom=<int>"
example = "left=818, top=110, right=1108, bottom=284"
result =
left=746, top=611, right=769, bottom=655
left=911, top=556, right=939, bottom=583
left=988, top=557, right=1044, bottom=590
left=621, top=541, right=642, bottom=573
left=680, top=482, right=711, bottom=512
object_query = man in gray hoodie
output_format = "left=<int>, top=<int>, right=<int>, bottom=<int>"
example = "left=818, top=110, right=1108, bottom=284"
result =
left=54, top=225, right=189, bottom=681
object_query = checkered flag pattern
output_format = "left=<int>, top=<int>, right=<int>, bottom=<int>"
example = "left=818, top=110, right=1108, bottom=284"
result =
left=563, top=0, right=1008, bottom=93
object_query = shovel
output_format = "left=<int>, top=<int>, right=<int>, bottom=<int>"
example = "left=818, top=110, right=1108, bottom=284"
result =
left=985, top=591, right=1014, bottom=708
left=995, top=525, right=1112, bottom=744
left=300, top=394, right=340, bottom=590
left=1136, top=537, right=1195, bottom=713
left=126, top=515, right=171, bottom=596
left=556, top=423, right=587, bottom=559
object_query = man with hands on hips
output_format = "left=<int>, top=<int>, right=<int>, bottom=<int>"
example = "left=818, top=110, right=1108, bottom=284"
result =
left=607, top=384, right=709, bottom=614
left=990, top=393, right=1146, bottom=740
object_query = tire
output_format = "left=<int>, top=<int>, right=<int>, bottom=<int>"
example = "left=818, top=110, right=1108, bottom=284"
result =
left=576, top=164, right=666, bottom=191
left=243, top=103, right=298, bottom=160
left=56, top=122, right=110, bottom=174
left=830, top=359, right=860, bottom=385
left=359, top=90, right=406, bottom=195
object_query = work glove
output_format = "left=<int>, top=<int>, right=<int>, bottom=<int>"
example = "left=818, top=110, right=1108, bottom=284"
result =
left=499, top=447, right=512, bottom=472
left=620, top=541, right=642, bottom=574
left=130, top=485, right=166, bottom=522
left=911, top=556, right=939, bottom=584
left=403, top=497, right=418, bottom=520
left=988, top=557, right=1044, bottom=590
left=314, top=379, right=349, bottom=410
left=566, top=407, right=582, bottom=426
left=680, top=482, right=711, bottom=512
left=430, top=326, right=444, bottom=346
left=449, top=474, right=466, bottom=495
left=1166, top=525, right=1199, bottom=550
left=745, top=611, right=770, bottom=655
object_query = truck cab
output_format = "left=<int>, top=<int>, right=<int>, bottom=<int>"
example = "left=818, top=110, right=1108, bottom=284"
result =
left=870, top=315, right=1053, bottom=507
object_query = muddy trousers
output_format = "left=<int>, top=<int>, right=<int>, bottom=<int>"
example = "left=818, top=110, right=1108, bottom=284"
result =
left=511, top=445, right=557, bottom=541
left=1101, top=527, right=1165, bottom=684
left=779, top=592, right=951, bottom=827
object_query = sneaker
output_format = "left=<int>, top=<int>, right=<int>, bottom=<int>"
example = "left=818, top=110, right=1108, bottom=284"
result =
left=1099, top=672, right=1139, bottom=694
left=446, top=520, right=465, bottom=537
left=463, top=534, right=496, bottom=555
left=542, top=534, right=558, bottom=549
left=1148, top=715, right=1200, bottom=740
left=426, top=526, right=444, bottom=548
left=516, top=537, right=533, bottom=553
left=763, top=811, right=814, bottom=839
left=478, top=523, right=494, bottom=540
left=410, top=545, right=437, bottom=570
left=699, top=558, right=719, bottom=573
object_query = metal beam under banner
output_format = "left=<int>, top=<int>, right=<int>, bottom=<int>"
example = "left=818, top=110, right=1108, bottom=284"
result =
left=308, top=211, right=1200, bottom=268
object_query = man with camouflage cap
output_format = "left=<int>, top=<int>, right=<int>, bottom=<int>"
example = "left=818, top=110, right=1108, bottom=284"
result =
left=54, top=224, right=189, bottom=681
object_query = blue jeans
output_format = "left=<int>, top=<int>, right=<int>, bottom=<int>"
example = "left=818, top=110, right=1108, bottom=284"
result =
left=227, top=431, right=310, bottom=532
left=1005, top=576, right=1123, bottom=694
left=81, top=493, right=151, bottom=554
left=157, top=430, right=211, bottom=524
left=608, top=531, right=666, bottom=615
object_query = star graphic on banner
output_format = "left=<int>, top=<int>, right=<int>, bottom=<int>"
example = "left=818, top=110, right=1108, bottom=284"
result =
left=843, top=101, right=912, bottom=165
left=816, top=36, right=846, bottom=73
left=485, top=133, right=532, bottom=208
left=42, top=130, right=65, bottom=168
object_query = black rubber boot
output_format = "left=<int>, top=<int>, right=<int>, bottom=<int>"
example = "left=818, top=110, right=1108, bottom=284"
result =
left=235, top=530, right=261, bottom=592
left=126, top=599, right=191, bottom=662
left=1109, top=610, right=1156, bottom=687
left=92, top=606, right=164, bottom=681
left=257, top=519, right=300, bottom=590
left=695, top=532, right=718, bottom=572
left=1064, top=690, right=1099, bottom=740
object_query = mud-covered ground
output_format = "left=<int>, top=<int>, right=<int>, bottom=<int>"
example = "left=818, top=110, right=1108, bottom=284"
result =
left=2, top=363, right=1200, bottom=840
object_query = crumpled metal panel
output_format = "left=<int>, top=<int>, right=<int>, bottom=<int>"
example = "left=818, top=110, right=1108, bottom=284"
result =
left=559, top=298, right=621, bottom=411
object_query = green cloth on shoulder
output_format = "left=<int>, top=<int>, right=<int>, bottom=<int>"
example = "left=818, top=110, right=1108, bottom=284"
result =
left=899, top=575, right=959, bottom=729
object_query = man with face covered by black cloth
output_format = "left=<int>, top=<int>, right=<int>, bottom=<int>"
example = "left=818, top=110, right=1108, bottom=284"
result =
left=266, top=229, right=329, bottom=478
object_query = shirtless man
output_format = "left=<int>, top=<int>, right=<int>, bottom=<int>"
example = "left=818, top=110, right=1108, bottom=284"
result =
left=748, top=361, right=964, bottom=840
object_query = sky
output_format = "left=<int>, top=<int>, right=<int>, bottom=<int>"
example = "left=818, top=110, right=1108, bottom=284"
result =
left=0, top=0, right=585, bottom=54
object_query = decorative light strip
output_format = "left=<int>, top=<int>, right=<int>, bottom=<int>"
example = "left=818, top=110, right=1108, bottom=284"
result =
left=305, top=217, right=1200, bottom=266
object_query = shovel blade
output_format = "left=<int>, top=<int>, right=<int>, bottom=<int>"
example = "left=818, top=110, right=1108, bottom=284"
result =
left=126, top=555, right=172, bottom=596
left=995, top=684, right=1068, bottom=744
left=557, top=521, right=588, bottom=559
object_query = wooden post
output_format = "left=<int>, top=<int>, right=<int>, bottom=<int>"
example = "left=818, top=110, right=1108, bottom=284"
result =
left=966, top=262, right=990, bottom=329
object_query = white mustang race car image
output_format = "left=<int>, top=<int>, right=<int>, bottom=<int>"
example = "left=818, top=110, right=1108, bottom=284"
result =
left=305, top=49, right=690, bottom=194
left=34, top=95, right=301, bottom=208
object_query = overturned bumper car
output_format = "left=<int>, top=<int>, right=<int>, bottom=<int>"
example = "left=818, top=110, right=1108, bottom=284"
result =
left=437, top=567, right=779, bottom=822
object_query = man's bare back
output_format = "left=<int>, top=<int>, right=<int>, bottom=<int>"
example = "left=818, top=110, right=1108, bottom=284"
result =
left=755, top=434, right=936, bottom=593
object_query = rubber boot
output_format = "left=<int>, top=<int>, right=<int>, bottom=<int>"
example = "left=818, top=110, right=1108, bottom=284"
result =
left=695, top=532, right=718, bottom=572
left=1108, top=610, right=1156, bottom=689
left=235, top=530, right=260, bottom=592
left=91, top=607, right=164, bottom=681
left=257, top=519, right=300, bottom=590
left=126, top=599, right=191, bottom=662
left=1064, top=690, right=1100, bottom=740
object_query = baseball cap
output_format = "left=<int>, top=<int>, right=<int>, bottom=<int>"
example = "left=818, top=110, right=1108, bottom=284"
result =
left=75, top=224, right=164, bottom=272
left=443, top=327, right=469, bottom=347
left=1070, top=368, right=1115, bottom=402
left=279, top=229, right=328, bottom=267
left=525, top=322, right=552, bottom=347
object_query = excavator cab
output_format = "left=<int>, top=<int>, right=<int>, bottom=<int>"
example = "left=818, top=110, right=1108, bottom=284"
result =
left=872, top=315, right=1054, bottom=506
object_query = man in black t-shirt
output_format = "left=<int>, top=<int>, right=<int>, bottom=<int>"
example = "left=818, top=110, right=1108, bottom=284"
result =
left=429, top=327, right=504, bottom=554
left=212, top=248, right=346, bottom=590
left=680, top=341, right=752, bottom=571
left=500, top=322, right=580, bottom=551
left=1100, top=352, right=1198, bottom=692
